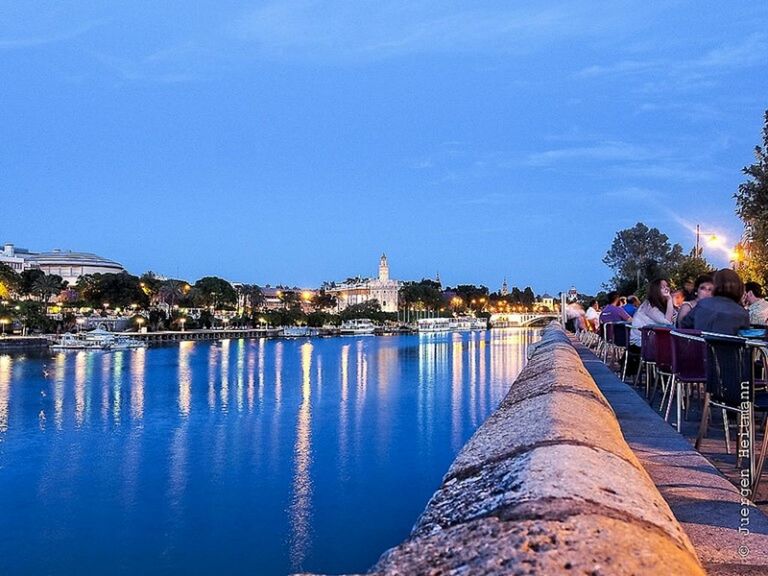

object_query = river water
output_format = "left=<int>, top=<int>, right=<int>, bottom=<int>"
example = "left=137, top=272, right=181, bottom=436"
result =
left=0, top=329, right=539, bottom=575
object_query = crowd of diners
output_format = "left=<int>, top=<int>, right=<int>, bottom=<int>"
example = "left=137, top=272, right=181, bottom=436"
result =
left=568, top=269, right=768, bottom=498
left=567, top=269, right=768, bottom=360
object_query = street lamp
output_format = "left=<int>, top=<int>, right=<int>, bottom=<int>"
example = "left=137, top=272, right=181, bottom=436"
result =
left=0, top=318, right=8, bottom=336
left=179, top=317, right=186, bottom=331
left=136, top=317, right=145, bottom=332
left=695, top=225, right=722, bottom=259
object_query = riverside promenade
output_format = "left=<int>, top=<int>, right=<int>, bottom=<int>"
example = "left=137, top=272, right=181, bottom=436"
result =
left=323, top=323, right=768, bottom=576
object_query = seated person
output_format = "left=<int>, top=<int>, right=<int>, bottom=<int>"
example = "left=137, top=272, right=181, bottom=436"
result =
left=622, top=295, right=640, bottom=317
left=630, top=279, right=675, bottom=347
left=681, top=269, right=749, bottom=335
left=744, top=281, right=768, bottom=326
left=585, top=299, right=600, bottom=332
left=676, top=274, right=714, bottom=327
left=599, top=291, right=631, bottom=324
left=565, top=302, right=587, bottom=333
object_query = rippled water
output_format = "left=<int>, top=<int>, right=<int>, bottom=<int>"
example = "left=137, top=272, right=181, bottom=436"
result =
left=0, top=329, right=539, bottom=575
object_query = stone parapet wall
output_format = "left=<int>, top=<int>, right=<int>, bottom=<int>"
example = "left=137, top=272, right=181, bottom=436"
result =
left=366, top=323, right=705, bottom=575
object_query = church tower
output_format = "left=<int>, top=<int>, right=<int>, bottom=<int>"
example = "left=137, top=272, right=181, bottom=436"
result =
left=378, top=253, right=389, bottom=282
left=501, top=277, right=509, bottom=296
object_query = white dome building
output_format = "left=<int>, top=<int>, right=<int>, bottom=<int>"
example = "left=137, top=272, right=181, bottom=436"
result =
left=26, top=249, right=125, bottom=285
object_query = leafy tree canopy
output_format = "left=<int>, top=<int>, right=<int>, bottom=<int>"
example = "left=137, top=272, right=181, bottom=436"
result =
left=192, top=276, right=237, bottom=308
left=603, top=222, right=685, bottom=292
left=735, top=110, right=768, bottom=284
left=0, top=263, right=21, bottom=299
left=399, top=280, right=443, bottom=310
left=76, top=272, right=149, bottom=308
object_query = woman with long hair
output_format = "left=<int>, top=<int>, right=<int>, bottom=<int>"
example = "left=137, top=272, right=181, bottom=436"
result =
left=630, top=278, right=675, bottom=347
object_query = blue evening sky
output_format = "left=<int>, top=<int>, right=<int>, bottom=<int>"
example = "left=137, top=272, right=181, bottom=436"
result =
left=2, top=2, right=766, bottom=294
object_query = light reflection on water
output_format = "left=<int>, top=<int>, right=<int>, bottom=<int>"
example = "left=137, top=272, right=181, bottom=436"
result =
left=0, top=329, right=539, bottom=575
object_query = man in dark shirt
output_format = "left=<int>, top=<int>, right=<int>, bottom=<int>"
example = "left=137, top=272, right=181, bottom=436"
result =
left=680, top=269, right=749, bottom=335
left=599, top=292, right=631, bottom=324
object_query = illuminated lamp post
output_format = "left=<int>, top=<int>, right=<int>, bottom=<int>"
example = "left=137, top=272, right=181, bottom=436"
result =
left=695, top=225, right=721, bottom=260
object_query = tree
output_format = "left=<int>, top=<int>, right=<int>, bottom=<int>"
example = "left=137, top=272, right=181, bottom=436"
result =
left=32, top=273, right=65, bottom=302
left=238, top=284, right=265, bottom=312
left=20, top=269, right=46, bottom=298
left=399, top=280, right=443, bottom=312
left=158, top=279, right=189, bottom=309
left=521, top=287, right=536, bottom=308
left=312, top=289, right=337, bottom=312
left=192, top=277, right=237, bottom=309
left=77, top=272, right=149, bottom=308
left=735, top=110, right=768, bottom=284
left=669, top=250, right=714, bottom=289
left=603, top=223, right=685, bottom=292
left=139, top=272, right=163, bottom=302
left=0, top=263, right=21, bottom=299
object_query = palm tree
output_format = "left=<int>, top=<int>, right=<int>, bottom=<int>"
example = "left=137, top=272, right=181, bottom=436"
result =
left=159, top=279, right=188, bottom=309
left=33, top=274, right=64, bottom=302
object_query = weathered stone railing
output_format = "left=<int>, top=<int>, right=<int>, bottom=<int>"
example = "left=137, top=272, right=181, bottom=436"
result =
left=365, top=323, right=704, bottom=575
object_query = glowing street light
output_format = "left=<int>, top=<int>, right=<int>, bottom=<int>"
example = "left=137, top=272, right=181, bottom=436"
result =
left=695, top=225, right=724, bottom=259
left=136, top=317, right=145, bottom=332
left=0, top=318, right=9, bottom=336
left=179, top=317, right=187, bottom=331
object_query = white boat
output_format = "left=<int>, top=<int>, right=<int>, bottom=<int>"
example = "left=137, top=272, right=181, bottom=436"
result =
left=51, top=330, right=146, bottom=351
left=281, top=326, right=319, bottom=337
left=417, top=317, right=488, bottom=333
left=466, top=317, right=488, bottom=331
left=417, top=318, right=451, bottom=333
left=51, top=333, right=106, bottom=351
left=339, top=318, right=376, bottom=335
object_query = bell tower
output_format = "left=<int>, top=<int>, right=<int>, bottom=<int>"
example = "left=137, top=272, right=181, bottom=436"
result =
left=379, top=253, right=389, bottom=282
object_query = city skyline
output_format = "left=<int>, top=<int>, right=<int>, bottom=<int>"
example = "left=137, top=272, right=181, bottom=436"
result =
left=3, top=2, right=766, bottom=293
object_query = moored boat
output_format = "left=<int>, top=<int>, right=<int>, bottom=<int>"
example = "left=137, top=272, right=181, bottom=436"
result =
left=339, top=318, right=376, bottom=335
left=281, top=326, right=319, bottom=337
left=50, top=330, right=146, bottom=351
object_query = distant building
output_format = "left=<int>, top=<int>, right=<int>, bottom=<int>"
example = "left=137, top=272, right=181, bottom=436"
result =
left=0, top=243, right=125, bottom=285
left=537, top=293, right=555, bottom=311
left=501, top=277, right=509, bottom=297
left=567, top=286, right=578, bottom=303
left=0, top=244, right=28, bottom=272
left=327, top=254, right=400, bottom=313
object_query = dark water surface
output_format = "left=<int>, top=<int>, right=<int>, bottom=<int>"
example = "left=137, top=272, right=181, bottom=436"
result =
left=0, top=329, right=539, bottom=575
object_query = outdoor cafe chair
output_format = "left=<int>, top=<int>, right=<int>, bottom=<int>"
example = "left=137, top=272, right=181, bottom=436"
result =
left=634, top=326, right=658, bottom=397
left=600, top=322, right=631, bottom=377
left=745, top=339, right=768, bottom=499
left=612, top=322, right=636, bottom=381
left=666, top=329, right=707, bottom=432
left=649, top=326, right=673, bottom=409
left=698, top=332, right=768, bottom=496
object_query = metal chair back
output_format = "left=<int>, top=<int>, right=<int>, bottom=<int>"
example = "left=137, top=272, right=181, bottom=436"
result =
left=651, top=326, right=673, bottom=374
left=640, top=326, right=657, bottom=363
left=701, top=332, right=752, bottom=407
left=670, top=329, right=706, bottom=383
left=611, top=322, right=630, bottom=348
